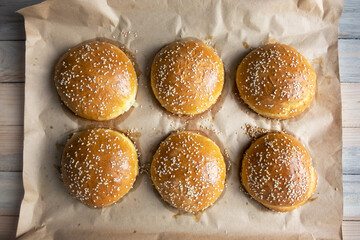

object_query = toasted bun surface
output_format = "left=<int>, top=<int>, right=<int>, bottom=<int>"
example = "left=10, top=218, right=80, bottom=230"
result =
left=236, top=44, right=316, bottom=119
left=151, top=40, right=224, bottom=115
left=151, top=131, right=226, bottom=212
left=55, top=41, right=137, bottom=121
left=241, top=132, right=317, bottom=212
left=61, top=128, right=138, bottom=207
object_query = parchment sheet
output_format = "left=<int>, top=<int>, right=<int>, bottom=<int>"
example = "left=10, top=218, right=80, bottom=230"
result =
left=17, top=0, right=343, bottom=239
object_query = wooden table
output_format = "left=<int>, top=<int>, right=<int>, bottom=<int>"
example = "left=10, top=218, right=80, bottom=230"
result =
left=0, top=0, right=359, bottom=239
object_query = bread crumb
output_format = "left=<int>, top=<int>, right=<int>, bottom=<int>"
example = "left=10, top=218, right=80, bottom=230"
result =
left=244, top=123, right=270, bottom=139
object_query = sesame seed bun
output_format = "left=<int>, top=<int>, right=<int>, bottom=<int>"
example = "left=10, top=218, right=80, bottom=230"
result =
left=241, top=132, right=317, bottom=212
left=151, top=131, right=226, bottom=212
left=236, top=44, right=316, bottom=119
left=54, top=41, right=137, bottom=121
left=151, top=40, right=224, bottom=116
left=61, top=128, right=138, bottom=208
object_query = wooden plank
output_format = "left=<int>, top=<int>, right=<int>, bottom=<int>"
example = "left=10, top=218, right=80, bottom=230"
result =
left=0, top=172, right=23, bottom=216
left=339, top=0, right=360, bottom=39
left=0, top=39, right=359, bottom=83
left=344, top=175, right=360, bottom=221
left=0, top=0, right=44, bottom=41
left=0, top=82, right=359, bottom=128
left=342, top=83, right=360, bottom=128
left=0, top=0, right=359, bottom=41
left=0, top=41, right=24, bottom=83
left=0, top=172, right=357, bottom=220
left=0, top=83, right=24, bottom=126
left=0, top=0, right=358, bottom=239
left=0, top=126, right=23, bottom=172
left=0, top=82, right=359, bottom=172
left=343, top=221, right=360, bottom=240
left=0, top=216, right=359, bottom=240
left=339, top=39, right=360, bottom=83
left=0, top=216, right=17, bottom=240
left=0, top=127, right=359, bottom=175
left=0, top=173, right=357, bottom=237
left=343, top=128, right=360, bottom=175
left=0, top=41, right=25, bottom=83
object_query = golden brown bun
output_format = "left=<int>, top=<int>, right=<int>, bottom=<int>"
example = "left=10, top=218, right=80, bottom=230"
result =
left=236, top=44, right=316, bottom=119
left=151, top=40, right=224, bottom=115
left=54, top=41, right=137, bottom=121
left=151, top=131, right=226, bottom=212
left=241, top=132, right=317, bottom=212
left=61, top=128, right=138, bottom=207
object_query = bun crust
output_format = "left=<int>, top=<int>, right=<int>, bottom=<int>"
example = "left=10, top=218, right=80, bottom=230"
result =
left=61, top=128, right=138, bottom=207
left=151, top=131, right=226, bottom=212
left=151, top=40, right=224, bottom=115
left=55, top=41, right=137, bottom=121
left=241, top=132, right=317, bottom=212
left=236, top=44, right=316, bottom=119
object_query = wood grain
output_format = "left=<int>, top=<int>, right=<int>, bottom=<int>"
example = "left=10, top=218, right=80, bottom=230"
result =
left=0, top=172, right=23, bottom=216
left=1, top=127, right=360, bottom=175
left=1, top=217, right=359, bottom=240
left=1, top=83, right=358, bottom=129
left=342, top=221, right=360, bottom=240
left=0, top=83, right=357, bottom=127
left=0, top=83, right=24, bottom=126
left=339, top=0, right=360, bottom=39
left=344, top=175, right=360, bottom=221
left=0, top=126, right=23, bottom=172
left=339, top=39, right=360, bottom=83
left=342, top=83, right=360, bottom=128
left=0, top=83, right=359, bottom=173
left=1, top=39, right=360, bottom=83
left=0, top=172, right=358, bottom=220
left=0, top=41, right=25, bottom=83
left=0, top=0, right=359, bottom=239
left=1, top=0, right=358, bottom=41
left=0, top=216, right=18, bottom=240
left=343, top=128, right=360, bottom=175
left=0, top=0, right=44, bottom=41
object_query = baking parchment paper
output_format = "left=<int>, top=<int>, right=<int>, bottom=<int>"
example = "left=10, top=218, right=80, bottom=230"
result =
left=17, top=0, right=343, bottom=239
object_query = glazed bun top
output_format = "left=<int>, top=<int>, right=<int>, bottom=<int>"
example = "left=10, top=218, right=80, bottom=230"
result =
left=236, top=43, right=316, bottom=119
left=241, top=132, right=317, bottom=211
left=61, top=128, right=138, bottom=207
left=55, top=41, right=137, bottom=121
left=151, top=40, right=224, bottom=116
left=151, top=131, right=226, bottom=212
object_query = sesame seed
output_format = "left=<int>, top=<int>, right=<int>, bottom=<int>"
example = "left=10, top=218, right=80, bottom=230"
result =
left=151, top=40, right=224, bottom=115
left=54, top=41, right=137, bottom=120
left=237, top=44, right=316, bottom=119
left=151, top=131, right=226, bottom=212
left=242, top=133, right=315, bottom=207
left=61, top=128, right=138, bottom=207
